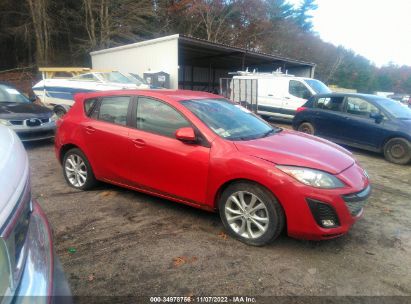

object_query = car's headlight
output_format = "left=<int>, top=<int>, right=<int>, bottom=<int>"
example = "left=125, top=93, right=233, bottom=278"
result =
left=0, top=119, right=12, bottom=126
left=50, top=113, right=59, bottom=122
left=277, top=165, right=345, bottom=189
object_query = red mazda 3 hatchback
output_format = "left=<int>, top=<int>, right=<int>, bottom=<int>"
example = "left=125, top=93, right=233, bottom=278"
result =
left=55, top=90, right=370, bottom=246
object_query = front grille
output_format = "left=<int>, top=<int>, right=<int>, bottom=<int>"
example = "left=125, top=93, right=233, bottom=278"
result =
left=10, top=120, right=24, bottom=125
left=26, top=119, right=41, bottom=127
left=307, top=199, right=340, bottom=228
left=342, top=185, right=371, bottom=216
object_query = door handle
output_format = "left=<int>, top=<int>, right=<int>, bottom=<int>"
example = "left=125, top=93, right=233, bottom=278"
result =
left=268, top=94, right=273, bottom=97
left=132, top=138, right=146, bottom=148
left=85, top=126, right=96, bottom=134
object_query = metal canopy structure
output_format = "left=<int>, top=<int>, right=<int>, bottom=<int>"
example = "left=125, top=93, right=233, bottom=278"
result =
left=177, top=35, right=315, bottom=92
left=178, top=35, right=315, bottom=72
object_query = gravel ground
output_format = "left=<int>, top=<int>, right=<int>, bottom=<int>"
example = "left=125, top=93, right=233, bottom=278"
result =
left=25, top=121, right=411, bottom=298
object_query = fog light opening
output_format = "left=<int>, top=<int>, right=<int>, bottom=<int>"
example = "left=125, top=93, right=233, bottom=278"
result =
left=321, top=219, right=336, bottom=227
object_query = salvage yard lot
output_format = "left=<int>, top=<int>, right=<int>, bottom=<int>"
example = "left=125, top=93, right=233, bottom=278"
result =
left=26, top=122, right=411, bottom=297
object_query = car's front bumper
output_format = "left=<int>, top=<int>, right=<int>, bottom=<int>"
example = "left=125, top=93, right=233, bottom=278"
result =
left=10, top=122, right=56, bottom=142
left=13, top=200, right=71, bottom=304
left=270, top=163, right=371, bottom=240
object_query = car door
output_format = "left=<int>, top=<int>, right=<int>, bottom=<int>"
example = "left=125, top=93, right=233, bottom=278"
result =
left=127, top=96, right=210, bottom=204
left=341, top=96, right=385, bottom=149
left=82, top=95, right=132, bottom=183
left=282, top=80, right=313, bottom=116
left=310, top=96, right=347, bottom=140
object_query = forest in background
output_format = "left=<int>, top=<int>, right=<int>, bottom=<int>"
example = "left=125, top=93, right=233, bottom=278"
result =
left=1, top=0, right=410, bottom=94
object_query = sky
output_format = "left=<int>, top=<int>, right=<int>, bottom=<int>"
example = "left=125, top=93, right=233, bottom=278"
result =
left=288, top=0, right=411, bottom=67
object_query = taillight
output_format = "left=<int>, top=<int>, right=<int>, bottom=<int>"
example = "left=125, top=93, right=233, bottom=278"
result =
left=296, top=107, right=307, bottom=112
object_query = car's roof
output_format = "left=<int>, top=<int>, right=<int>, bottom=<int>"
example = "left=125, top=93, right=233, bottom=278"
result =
left=76, top=89, right=221, bottom=103
left=313, top=92, right=386, bottom=100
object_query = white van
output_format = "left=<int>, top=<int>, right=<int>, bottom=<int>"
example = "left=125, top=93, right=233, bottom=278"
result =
left=230, top=71, right=331, bottom=119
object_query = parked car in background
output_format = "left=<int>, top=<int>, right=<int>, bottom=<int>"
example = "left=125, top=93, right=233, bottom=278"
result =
left=293, top=93, right=411, bottom=165
left=55, top=90, right=370, bottom=246
left=0, top=125, right=71, bottom=303
left=0, top=84, right=57, bottom=141
left=387, top=93, right=410, bottom=105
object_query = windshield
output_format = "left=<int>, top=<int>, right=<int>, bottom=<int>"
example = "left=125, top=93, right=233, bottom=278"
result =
left=96, top=72, right=135, bottom=84
left=128, top=73, right=148, bottom=86
left=378, top=98, right=411, bottom=119
left=0, top=85, right=29, bottom=103
left=182, top=98, right=280, bottom=140
left=305, top=79, right=331, bottom=94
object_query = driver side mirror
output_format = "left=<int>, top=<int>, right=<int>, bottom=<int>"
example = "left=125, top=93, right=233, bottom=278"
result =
left=29, top=96, right=37, bottom=103
left=370, top=112, right=384, bottom=123
left=175, top=127, right=197, bottom=143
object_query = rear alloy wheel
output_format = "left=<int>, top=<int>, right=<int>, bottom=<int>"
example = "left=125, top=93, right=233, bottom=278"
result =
left=383, top=137, right=411, bottom=165
left=298, top=122, right=315, bottom=135
left=63, top=148, right=96, bottom=190
left=219, top=182, right=285, bottom=246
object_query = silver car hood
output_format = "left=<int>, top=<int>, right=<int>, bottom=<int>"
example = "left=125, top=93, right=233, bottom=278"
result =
left=0, top=126, right=29, bottom=227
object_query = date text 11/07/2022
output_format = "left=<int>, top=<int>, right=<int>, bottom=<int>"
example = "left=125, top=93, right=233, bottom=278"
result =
left=149, top=296, right=257, bottom=303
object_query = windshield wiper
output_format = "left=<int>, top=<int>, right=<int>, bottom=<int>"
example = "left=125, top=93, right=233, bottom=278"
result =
left=261, top=128, right=282, bottom=138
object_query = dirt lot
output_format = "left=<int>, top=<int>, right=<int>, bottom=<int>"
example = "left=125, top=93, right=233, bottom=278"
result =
left=25, top=122, right=411, bottom=298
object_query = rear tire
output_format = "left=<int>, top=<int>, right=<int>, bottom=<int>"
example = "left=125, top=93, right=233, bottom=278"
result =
left=298, top=122, right=315, bottom=135
left=218, top=182, right=285, bottom=246
left=383, top=137, right=411, bottom=165
left=63, top=148, right=97, bottom=190
left=54, top=106, right=67, bottom=118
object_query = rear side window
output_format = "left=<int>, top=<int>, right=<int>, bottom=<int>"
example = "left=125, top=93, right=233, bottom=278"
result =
left=136, top=97, right=190, bottom=137
left=315, top=97, right=344, bottom=112
left=98, top=96, right=130, bottom=126
left=84, top=98, right=98, bottom=116
left=289, top=80, right=312, bottom=99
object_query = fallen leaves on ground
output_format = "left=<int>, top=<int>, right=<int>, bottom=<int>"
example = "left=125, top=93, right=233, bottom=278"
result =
left=100, top=190, right=117, bottom=197
left=218, top=231, right=228, bottom=240
left=87, top=274, right=95, bottom=281
left=172, top=256, right=198, bottom=268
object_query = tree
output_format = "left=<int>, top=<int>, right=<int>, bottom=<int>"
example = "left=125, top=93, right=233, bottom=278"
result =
left=294, top=0, right=318, bottom=32
left=26, top=0, right=52, bottom=65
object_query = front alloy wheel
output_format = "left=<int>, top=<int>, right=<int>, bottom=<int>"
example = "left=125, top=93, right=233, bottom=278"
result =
left=225, top=191, right=269, bottom=239
left=219, top=182, right=285, bottom=246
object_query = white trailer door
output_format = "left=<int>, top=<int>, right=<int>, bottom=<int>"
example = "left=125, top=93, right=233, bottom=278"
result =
left=257, top=78, right=285, bottom=115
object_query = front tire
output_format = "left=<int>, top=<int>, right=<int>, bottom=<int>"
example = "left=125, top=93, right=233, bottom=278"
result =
left=219, top=182, right=285, bottom=246
left=63, top=148, right=97, bottom=190
left=383, top=137, right=411, bottom=165
left=298, top=122, right=315, bottom=135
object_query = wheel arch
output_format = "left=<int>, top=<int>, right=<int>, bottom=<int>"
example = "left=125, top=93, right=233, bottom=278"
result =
left=59, top=143, right=81, bottom=163
left=213, top=178, right=287, bottom=219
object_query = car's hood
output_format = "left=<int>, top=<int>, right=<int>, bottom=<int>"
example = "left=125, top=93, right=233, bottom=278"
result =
left=0, top=102, right=52, bottom=119
left=234, top=129, right=354, bottom=174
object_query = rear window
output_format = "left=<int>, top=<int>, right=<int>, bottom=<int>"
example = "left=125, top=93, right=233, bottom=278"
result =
left=84, top=98, right=98, bottom=116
